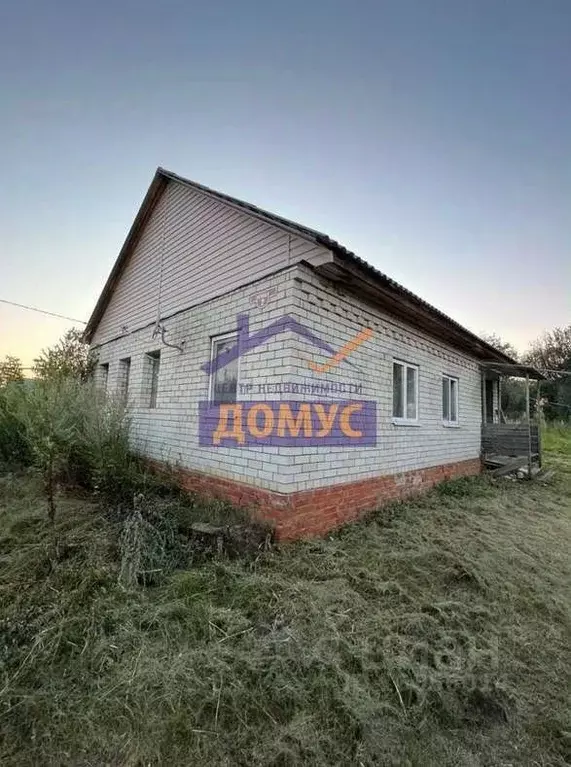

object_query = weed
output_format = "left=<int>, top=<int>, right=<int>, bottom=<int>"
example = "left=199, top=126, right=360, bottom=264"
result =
left=543, top=422, right=571, bottom=457
left=0, top=442, right=570, bottom=765
left=0, top=425, right=570, bottom=765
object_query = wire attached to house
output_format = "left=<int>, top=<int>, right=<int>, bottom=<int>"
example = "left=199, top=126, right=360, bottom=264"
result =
left=148, top=183, right=185, bottom=353
left=0, top=298, right=86, bottom=324
left=154, top=181, right=172, bottom=330
left=153, top=323, right=185, bottom=353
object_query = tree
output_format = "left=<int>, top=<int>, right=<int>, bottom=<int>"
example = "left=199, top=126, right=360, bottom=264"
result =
left=8, top=379, right=80, bottom=522
left=480, top=333, right=518, bottom=361
left=33, top=328, right=96, bottom=382
left=480, top=334, right=525, bottom=420
left=524, top=326, right=571, bottom=373
left=524, top=325, right=571, bottom=422
left=0, top=355, right=24, bottom=387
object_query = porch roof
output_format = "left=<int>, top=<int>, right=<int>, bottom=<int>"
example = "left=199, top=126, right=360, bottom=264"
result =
left=480, top=362, right=546, bottom=380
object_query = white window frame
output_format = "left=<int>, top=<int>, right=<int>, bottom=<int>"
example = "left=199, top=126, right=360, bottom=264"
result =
left=209, top=331, right=240, bottom=405
left=442, top=374, right=459, bottom=427
left=392, top=359, right=419, bottom=425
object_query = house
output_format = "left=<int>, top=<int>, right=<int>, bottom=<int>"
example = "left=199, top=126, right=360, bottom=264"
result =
left=85, top=167, right=532, bottom=539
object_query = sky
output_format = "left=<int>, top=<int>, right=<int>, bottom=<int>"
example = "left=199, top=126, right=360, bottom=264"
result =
left=0, top=0, right=569, bottom=367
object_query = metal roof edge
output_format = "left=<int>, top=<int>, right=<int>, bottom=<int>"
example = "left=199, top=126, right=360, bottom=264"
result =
left=84, top=167, right=518, bottom=365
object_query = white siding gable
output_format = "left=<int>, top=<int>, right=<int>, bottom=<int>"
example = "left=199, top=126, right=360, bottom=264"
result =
left=91, top=180, right=328, bottom=345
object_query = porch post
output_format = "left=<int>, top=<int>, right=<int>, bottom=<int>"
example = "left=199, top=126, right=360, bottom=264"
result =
left=482, top=375, right=487, bottom=424
left=525, top=374, right=532, bottom=476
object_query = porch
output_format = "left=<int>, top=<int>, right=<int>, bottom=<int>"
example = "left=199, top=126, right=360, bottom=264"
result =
left=480, top=362, right=546, bottom=476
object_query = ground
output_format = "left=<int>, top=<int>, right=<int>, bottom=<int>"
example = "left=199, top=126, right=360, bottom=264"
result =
left=0, top=433, right=570, bottom=766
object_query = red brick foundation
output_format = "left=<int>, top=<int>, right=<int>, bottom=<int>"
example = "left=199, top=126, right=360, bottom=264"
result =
left=153, top=457, right=481, bottom=541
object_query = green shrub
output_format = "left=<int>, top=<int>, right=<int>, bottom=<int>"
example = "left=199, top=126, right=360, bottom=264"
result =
left=0, top=382, right=32, bottom=466
left=2, top=378, right=134, bottom=520
left=74, top=385, right=135, bottom=501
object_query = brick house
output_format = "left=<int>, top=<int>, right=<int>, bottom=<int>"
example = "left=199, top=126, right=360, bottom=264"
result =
left=85, top=167, right=516, bottom=540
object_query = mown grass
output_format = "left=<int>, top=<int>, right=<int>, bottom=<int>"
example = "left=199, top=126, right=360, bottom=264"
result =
left=1, top=433, right=570, bottom=765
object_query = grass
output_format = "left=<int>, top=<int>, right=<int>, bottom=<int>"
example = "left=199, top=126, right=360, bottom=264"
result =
left=0, top=430, right=570, bottom=765
left=543, top=422, right=571, bottom=457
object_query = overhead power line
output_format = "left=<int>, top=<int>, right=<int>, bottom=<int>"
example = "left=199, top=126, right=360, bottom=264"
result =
left=0, top=298, right=87, bottom=324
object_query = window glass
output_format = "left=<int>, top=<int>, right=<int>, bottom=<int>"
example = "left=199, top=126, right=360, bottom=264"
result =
left=119, top=357, right=131, bottom=402
left=392, top=362, right=403, bottom=418
left=146, top=351, right=160, bottom=408
left=393, top=361, right=418, bottom=422
left=442, top=377, right=449, bottom=420
left=442, top=375, right=458, bottom=423
left=211, top=335, right=238, bottom=404
left=406, top=366, right=417, bottom=419
left=450, top=378, right=458, bottom=422
left=99, top=363, right=109, bottom=392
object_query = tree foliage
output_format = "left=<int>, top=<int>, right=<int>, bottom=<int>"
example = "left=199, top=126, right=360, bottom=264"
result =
left=33, top=328, right=96, bottom=382
left=0, top=355, right=24, bottom=386
left=524, top=325, right=571, bottom=422
left=480, top=326, right=571, bottom=422
left=480, top=333, right=518, bottom=361
left=524, top=326, right=571, bottom=374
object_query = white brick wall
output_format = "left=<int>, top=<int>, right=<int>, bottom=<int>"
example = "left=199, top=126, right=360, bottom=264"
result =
left=92, top=264, right=484, bottom=494
left=93, top=268, right=299, bottom=492
left=286, top=266, right=483, bottom=490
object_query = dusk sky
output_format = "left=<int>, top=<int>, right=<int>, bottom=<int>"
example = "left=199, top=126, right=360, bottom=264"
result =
left=1, top=0, right=569, bottom=366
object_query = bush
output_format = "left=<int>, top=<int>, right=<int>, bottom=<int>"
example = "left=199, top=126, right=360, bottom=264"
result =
left=0, top=382, right=32, bottom=466
left=1, top=378, right=134, bottom=520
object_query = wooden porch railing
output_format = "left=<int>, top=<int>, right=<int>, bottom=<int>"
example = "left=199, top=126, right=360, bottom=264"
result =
left=481, top=423, right=540, bottom=458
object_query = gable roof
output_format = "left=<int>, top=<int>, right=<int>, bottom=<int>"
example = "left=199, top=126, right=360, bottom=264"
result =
left=84, top=167, right=515, bottom=365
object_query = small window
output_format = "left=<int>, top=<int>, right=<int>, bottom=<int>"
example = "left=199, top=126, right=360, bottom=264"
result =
left=392, top=360, right=418, bottom=422
left=99, top=363, right=109, bottom=392
left=210, top=333, right=238, bottom=404
left=118, top=357, right=131, bottom=402
left=442, top=375, right=459, bottom=425
left=145, top=351, right=160, bottom=408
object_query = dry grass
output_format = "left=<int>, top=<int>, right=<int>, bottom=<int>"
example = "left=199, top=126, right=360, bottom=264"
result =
left=0, top=436, right=570, bottom=765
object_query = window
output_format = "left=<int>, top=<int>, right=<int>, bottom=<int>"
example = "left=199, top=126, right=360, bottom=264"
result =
left=145, top=351, right=161, bottom=408
left=99, top=363, right=109, bottom=392
left=392, top=361, right=418, bottom=422
left=442, top=375, right=459, bottom=425
left=210, top=333, right=238, bottom=404
left=118, top=357, right=131, bottom=402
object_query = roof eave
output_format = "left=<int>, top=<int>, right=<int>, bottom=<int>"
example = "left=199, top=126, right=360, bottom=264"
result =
left=480, top=362, right=546, bottom=380
left=84, top=166, right=520, bottom=367
left=312, top=249, right=516, bottom=365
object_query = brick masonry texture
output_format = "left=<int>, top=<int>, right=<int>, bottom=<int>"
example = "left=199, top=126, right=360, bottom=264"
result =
left=91, top=178, right=489, bottom=510
left=94, top=263, right=485, bottom=495
left=152, top=457, right=482, bottom=541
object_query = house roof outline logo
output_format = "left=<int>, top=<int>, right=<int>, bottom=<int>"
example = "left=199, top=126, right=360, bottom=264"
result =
left=201, top=313, right=370, bottom=377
